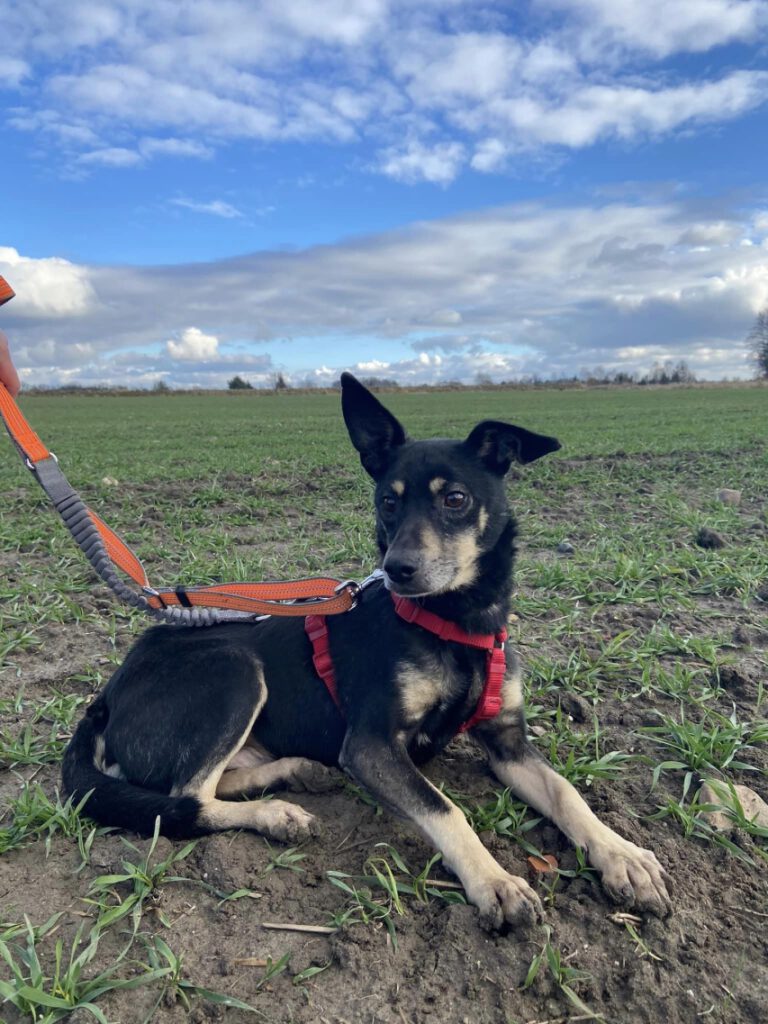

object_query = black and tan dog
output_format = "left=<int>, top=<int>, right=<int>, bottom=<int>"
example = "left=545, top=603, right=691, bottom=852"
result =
left=63, top=374, right=670, bottom=929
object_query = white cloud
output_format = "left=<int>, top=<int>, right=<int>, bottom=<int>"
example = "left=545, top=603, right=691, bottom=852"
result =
left=3, top=1, right=766, bottom=183
left=473, top=71, right=768, bottom=150
left=0, top=246, right=95, bottom=316
left=139, top=137, right=214, bottom=159
left=166, top=327, right=220, bottom=360
left=78, top=146, right=143, bottom=167
left=0, top=57, right=29, bottom=86
left=678, top=222, right=745, bottom=247
left=4, top=197, right=767, bottom=385
left=356, top=359, right=391, bottom=372
left=547, top=0, right=766, bottom=59
left=170, top=198, right=244, bottom=219
left=471, top=138, right=508, bottom=172
left=378, top=140, right=466, bottom=184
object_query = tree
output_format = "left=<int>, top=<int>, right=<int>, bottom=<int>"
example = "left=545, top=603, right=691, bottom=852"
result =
left=228, top=375, right=253, bottom=390
left=274, top=371, right=289, bottom=391
left=747, top=308, right=768, bottom=378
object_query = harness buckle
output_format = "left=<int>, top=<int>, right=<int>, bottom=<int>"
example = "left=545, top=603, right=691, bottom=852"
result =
left=25, top=451, right=58, bottom=472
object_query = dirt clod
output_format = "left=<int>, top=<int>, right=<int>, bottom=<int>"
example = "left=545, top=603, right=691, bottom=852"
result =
left=695, top=526, right=726, bottom=549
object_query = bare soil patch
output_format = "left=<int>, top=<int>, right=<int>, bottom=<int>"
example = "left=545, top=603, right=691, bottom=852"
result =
left=2, top=451, right=767, bottom=1024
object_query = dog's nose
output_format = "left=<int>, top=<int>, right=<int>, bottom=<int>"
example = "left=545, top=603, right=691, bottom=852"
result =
left=384, top=555, right=418, bottom=584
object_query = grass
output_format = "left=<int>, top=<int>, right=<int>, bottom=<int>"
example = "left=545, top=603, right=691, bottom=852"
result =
left=0, top=384, right=766, bottom=1020
left=84, top=820, right=198, bottom=933
left=522, top=924, right=604, bottom=1021
left=0, top=785, right=103, bottom=857
left=0, top=917, right=169, bottom=1024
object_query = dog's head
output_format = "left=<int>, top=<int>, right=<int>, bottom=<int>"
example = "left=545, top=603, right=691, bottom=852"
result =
left=341, top=373, right=560, bottom=597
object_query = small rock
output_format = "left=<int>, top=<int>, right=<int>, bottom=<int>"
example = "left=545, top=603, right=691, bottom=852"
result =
left=717, top=488, right=742, bottom=506
left=757, top=583, right=768, bottom=603
left=733, top=624, right=753, bottom=645
left=101, top=475, right=119, bottom=486
left=557, top=540, right=575, bottom=554
left=695, top=526, right=725, bottom=550
left=699, top=782, right=768, bottom=831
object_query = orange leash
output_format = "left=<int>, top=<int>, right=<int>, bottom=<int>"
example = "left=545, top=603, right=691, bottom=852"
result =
left=0, top=275, right=359, bottom=625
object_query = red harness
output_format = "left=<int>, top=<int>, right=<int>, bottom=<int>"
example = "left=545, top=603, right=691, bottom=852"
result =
left=304, top=592, right=508, bottom=735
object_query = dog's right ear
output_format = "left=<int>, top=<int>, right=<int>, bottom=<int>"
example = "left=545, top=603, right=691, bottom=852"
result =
left=341, top=373, right=407, bottom=479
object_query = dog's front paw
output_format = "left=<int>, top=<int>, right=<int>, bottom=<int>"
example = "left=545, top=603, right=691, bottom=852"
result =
left=467, top=871, right=544, bottom=932
left=258, top=799, right=319, bottom=843
left=590, top=834, right=671, bottom=918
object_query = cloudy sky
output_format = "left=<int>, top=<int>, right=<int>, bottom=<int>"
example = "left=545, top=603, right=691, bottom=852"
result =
left=1, top=0, right=767, bottom=387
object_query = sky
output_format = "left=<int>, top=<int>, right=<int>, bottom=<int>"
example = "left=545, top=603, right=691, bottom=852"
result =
left=1, top=0, right=768, bottom=388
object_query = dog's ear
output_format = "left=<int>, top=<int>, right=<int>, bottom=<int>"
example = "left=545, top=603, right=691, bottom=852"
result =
left=464, top=420, right=561, bottom=474
left=341, top=373, right=407, bottom=479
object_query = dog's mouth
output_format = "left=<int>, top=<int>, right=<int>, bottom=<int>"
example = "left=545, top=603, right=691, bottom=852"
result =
left=382, top=572, right=433, bottom=598
left=381, top=565, right=460, bottom=599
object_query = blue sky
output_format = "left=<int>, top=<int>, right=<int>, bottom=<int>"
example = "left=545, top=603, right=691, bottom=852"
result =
left=1, top=0, right=767, bottom=387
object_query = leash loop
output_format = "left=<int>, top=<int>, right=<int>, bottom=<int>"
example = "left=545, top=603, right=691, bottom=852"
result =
left=0, top=273, right=365, bottom=627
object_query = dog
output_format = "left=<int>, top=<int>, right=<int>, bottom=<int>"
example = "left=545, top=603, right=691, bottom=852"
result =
left=63, top=373, right=671, bottom=930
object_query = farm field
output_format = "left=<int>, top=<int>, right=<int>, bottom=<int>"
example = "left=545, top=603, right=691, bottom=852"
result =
left=0, top=383, right=767, bottom=1024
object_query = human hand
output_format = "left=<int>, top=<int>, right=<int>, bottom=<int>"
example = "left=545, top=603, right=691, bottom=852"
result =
left=0, top=329, right=21, bottom=397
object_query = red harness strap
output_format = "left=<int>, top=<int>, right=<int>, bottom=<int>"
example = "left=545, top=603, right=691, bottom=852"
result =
left=304, top=613, right=340, bottom=708
left=304, top=593, right=508, bottom=734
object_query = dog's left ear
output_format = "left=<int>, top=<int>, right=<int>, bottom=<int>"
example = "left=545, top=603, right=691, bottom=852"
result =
left=464, top=420, right=561, bottom=474
left=341, top=372, right=407, bottom=479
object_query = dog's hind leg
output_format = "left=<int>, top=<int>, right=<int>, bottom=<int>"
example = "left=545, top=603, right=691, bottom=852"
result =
left=474, top=673, right=671, bottom=917
left=216, top=746, right=338, bottom=796
left=197, top=797, right=318, bottom=843
left=174, top=678, right=322, bottom=843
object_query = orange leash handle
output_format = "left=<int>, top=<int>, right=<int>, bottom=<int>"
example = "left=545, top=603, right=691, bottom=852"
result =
left=0, top=380, right=51, bottom=465
left=0, top=274, right=359, bottom=625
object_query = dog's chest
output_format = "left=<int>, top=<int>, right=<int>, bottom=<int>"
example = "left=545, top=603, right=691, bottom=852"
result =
left=396, top=648, right=479, bottom=735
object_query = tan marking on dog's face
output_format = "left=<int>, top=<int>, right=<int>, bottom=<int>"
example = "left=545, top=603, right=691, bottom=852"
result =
left=449, top=528, right=481, bottom=589
left=429, top=476, right=446, bottom=495
left=419, top=523, right=444, bottom=562
left=391, top=479, right=405, bottom=496
left=478, top=506, right=488, bottom=534
left=398, top=659, right=443, bottom=723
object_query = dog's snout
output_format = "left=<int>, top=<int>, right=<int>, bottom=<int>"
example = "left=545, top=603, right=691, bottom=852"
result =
left=383, top=554, right=419, bottom=585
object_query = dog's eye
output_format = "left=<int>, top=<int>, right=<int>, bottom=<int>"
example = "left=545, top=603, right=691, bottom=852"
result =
left=382, top=495, right=397, bottom=512
left=444, top=490, right=467, bottom=509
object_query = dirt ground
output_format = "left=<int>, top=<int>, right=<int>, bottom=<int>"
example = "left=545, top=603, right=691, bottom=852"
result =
left=1, top=452, right=767, bottom=1024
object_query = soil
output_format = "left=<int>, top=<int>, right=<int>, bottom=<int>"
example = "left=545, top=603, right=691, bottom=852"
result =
left=1, top=464, right=768, bottom=1024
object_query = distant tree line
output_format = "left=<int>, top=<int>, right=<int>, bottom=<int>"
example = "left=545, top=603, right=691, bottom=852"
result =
left=747, top=307, right=768, bottom=378
left=27, top=352, right=768, bottom=396
left=228, top=372, right=289, bottom=390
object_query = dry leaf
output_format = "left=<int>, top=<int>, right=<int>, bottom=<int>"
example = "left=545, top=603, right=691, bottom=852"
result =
left=527, top=853, right=558, bottom=873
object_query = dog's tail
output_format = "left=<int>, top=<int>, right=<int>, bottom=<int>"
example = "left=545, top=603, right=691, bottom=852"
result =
left=62, top=698, right=203, bottom=838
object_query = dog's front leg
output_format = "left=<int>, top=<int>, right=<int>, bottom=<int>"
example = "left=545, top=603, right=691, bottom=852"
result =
left=477, top=719, right=671, bottom=918
left=340, top=732, right=543, bottom=931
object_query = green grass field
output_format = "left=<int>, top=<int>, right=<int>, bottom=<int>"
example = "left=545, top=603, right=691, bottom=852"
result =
left=0, top=383, right=766, bottom=1024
